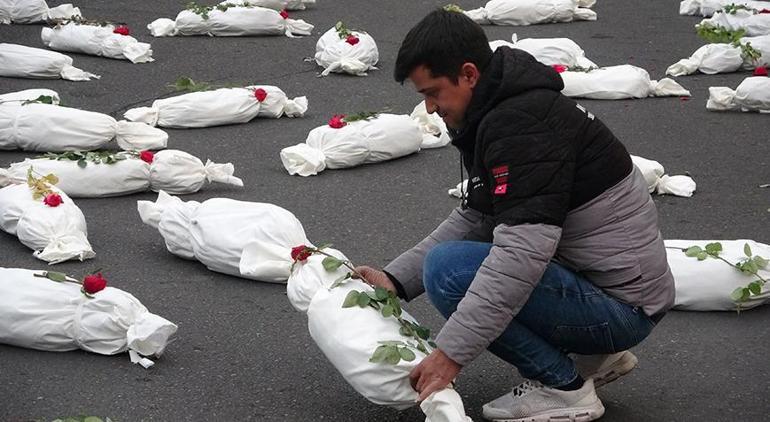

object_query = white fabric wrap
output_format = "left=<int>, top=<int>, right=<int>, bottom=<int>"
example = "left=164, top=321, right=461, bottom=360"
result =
left=220, top=0, right=315, bottom=11
left=465, top=0, right=596, bottom=26
left=630, top=155, right=696, bottom=197
left=666, top=239, right=770, bottom=311
left=560, top=65, right=691, bottom=99
left=492, top=34, right=598, bottom=68
left=0, top=103, right=167, bottom=152
left=0, top=267, right=177, bottom=360
left=0, top=88, right=60, bottom=105
left=0, top=43, right=99, bottom=81
left=411, top=100, right=451, bottom=149
left=138, top=191, right=308, bottom=282
left=707, top=76, right=770, bottom=112
left=667, top=35, right=770, bottom=76
left=701, top=9, right=770, bottom=37
left=280, top=114, right=423, bottom=176
left=680, top=0, right=770, bottom=17
left=124, top=85, right=307, bottom=128
left=41, top=23, right=153, bottom=64
left=149, top=149, right=244, bottom=193
left=286, top=254, right=471, bottom=420
left=314, top=26, right=379, bottom=76
left=0, top=183, right=94, bottom=263
left=148, top=7, right=313, bottom=38
left=0, top=0, right=80, bottom=24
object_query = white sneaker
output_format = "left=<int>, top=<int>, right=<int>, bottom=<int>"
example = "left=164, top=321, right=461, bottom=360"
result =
left=573, top=351, right=638, bottom=388
left=482, top=378, right=605, bottom=422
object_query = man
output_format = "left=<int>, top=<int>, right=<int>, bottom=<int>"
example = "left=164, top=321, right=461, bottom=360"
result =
left=355, top=9, right=674, bottom=422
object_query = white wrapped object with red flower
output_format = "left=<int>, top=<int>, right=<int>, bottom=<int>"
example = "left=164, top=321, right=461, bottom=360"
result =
left=282, top=247, right=471, bottom=421
left=699, top=7, right=770, bottom=37
left=314, top=23, right=378, bottom=76
left=557, top=64, right=691, bottom=99
left=1, top=149, right=243, bottom=197
left=124, top=85, right=307, bottom=128
left=707, top=76, right=770, bottom=112
left=490, top=33, right=597, bottom=68
left=630, top=155, right=696, bottom=197
left=0, top=43, right=98, bottom=81
left=0, top=268, right=177, bottom=367
left=464, top=0, right=597, bottom=26
left=666, top=35, right=770, bottom=76
left=147, top=4, right=313, bottom=37
left=0, top=88, right=60, bottom=105
left=0, top=102, right=168, bottom=152
left=137, top=191, right=309, bottom=282
left=410, top=100, right=451, bottom=149
left=680, top=0, right=770, bottom=17
left=280, top=113, right=423, bottom=176
left=41, top=22, right=153, bottom=63
left=0, top=0, right=80, bottom=24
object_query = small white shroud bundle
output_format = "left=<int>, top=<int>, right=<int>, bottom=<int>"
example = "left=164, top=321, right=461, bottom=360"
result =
left=285, top=249, right=472, bottom=421
left=314, top=25, right=378, bottom=76
left=280, top=114, right=423, bottom=176
left=464, top=0, right=597, bottom=26
left=0, top=0, right=80, bottom=24
left=665, top=240, right=770, bottom=311
left=1, top=150, right=243, bottom=197
left=138, top=191, right=309, bottom=282
left=0, top=43, right=98, bottom=81
left=560, top=65, right=691, bottom=99
left=0, top=102, right=168, bottom=152
left=124, top=85, right=307, bottom=128
left=147, top=4, right=313, bottom=37
left=666, top=35, right=770, bottom=76
left=707, top=76, right=770, bottom=112
left=699, top=8, right=770, bottom=37
left=0, top=182, right=94, bottom=263
left=489, top=33, right=598, bottom=68
left=41, top=22, right=153, bottom=63
left=411, top=101, right=451, bottom=149
left=0, top=267, right=177, bottom=368
left=630, top=155, right=696, bottom=197
left=680, top=0, right=770, bottom=17
left=0, top=88, right=60, bottom=105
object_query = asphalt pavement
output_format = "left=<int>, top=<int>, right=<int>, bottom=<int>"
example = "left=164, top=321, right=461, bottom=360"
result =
left=1, top=0, right=769, bottom=421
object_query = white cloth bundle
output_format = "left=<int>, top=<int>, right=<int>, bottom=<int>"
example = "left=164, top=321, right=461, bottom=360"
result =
left=280, top=114, right=423, bottom=176
left=285, top=249, right=472, bottom=421
left=220, top=0, right=316, bottom=11
left=314, top=26, right=378, bottom=76
left=680, top=0, right=770, bottom=17
left=699, top=8, right=770, bottom=37
left=411, top=101, right=451, bottom=149
left=490, top=34, right=598, bottom=68
left=123, top=85, right=307, bottom=128
left=464, top=0, right=597, bottom=26
left=1, top=150, right=243, bottom=197
left=0, top=102, right=168, bottom=152
left=147, top=5, right=313, bottom=38
left=41, top=22, right=153, bottom=63
left=666, top=35, right=770, bottom=76
left=0, top=0, right=80, bottom=24
left=0, top=267, right=177, bottom=367
left=707, top=76, right=770, bottom=111
left=666, top=239, right=770, bottom=311
left=0, top=183, right=94, bottom=263
left=0, top=43, right=98, bottom=81
left=0, top=88, right=60, bottom=105
left=138, top=191, right=308, bottom=282
left=630, top=155, right=696, bottom=197
left=560, top=65, right=691, bottom=99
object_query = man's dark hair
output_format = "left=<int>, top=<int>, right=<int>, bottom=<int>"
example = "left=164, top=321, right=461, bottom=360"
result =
left=394, top=9, right=492, bottom=84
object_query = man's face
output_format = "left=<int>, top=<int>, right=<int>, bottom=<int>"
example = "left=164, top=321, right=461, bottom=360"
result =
left=408, top=64, right=478, bottom=130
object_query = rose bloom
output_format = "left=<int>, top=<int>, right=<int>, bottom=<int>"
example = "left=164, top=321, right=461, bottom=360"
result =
left=328, top=114, right=347, bottom=129
left=551, top=64, right=568, bottom=73
left=279, top=10, right=289, bottom=19
left=254, top=88, right=268, bottom=102
left=346, top=35, right=360, bottom=46
left=43, top=193, right=63, bottom=207
left=753, top=66, right=768, bottom=77
left=291, top=245, right=312, bottom=262
left=82, top=272, right=108, bottom=294
left=139, top=150, right=155, bottom=164
left=113, top=25, right=130, bottom=36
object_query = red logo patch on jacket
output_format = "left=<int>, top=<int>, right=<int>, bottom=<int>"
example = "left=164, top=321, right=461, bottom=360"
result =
left=491, top=165, right=508, bottom=196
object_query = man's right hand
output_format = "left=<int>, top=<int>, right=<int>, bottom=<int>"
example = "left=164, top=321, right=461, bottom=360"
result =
left=353, top=266, right=397, bottom=294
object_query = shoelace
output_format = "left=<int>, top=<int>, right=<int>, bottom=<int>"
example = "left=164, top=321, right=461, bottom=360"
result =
left=511, top=380, right=544, bottom=397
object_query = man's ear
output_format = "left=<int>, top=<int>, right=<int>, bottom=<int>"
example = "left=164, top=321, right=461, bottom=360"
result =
left=459, top=63, right=481, bottom=88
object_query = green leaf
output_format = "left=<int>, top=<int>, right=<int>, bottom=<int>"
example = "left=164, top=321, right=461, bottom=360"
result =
left=374, top=286, right=389, bottom=301
left=744, top=243, right=752, bottom=257
left=45, top=271, right=68, bottom=282
left=322, top=256, right=345, bottom=272
left=329, top=273, right=350, bottom=289
left=684, top=246, right=702, bottom=257
left=381, top=304, right=394, bottom=318
left=398, top=347, right=416, bottom=362
left=704, top=242, right=722, bottom=256
left=385, top=346, right=401, bottom=365
left=428, top=340, right=437, bottom=348
left=399, top=325, right=413, bottom=337
left=356, top=292, right=371, bottom=307
left=753, top=256, right=769, bottom=269
left=77, top=159, right=87, bottom=168
left=748, top=281, right=763, bottom=296
left=696, top=251, right=708, bottom=261
left=416, top=342, right=427, bottom=354
left=731, top=287, right=750, bottom=302
left=84, top=417, right=104, bottom=422
left=414, top=325, right=431, bottom=340
left=369, top=345, right=390, bottom=363
left=341, top=290, right=359, bottom=308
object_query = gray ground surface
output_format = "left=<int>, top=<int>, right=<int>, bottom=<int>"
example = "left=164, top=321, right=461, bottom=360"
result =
left=1, top=0, right=769, bottom=421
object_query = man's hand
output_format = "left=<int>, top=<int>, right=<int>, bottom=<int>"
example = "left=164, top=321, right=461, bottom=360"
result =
left=409, top=348, right=462, bottom=402
left=352, top=266, right=396, bottom=293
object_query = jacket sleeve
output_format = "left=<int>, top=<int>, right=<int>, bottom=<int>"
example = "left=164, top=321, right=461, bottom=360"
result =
left=435, top=109, right=574, bottom=366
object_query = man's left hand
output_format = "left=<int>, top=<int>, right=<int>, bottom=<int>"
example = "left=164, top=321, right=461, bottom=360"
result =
left=409, top=348, right=462, bottom=402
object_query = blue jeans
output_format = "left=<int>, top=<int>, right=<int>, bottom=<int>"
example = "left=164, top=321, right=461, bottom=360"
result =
left=424, top=241, right=659, bottom=388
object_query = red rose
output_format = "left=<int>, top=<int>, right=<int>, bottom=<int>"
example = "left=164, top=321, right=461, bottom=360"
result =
left=139, top=150, right=154, bottom=164
left=279, top=9, right=289, bottom=19
left=328, top=114, right=347, bottom=129
left=254, top=88, right=268, bottom=102
left=753, top=66, right=768, bottom=77
left=291, top=245, right=312, bottom=262
left=82, top=272, right=107, bottom=294
left=551, top=64, right=568, bottom=73
left=759, top=8, right=770, bottom=13
left=43, top=193, right=63, bottom=207
left=346, top=35, right=360, bottom=46
left=113, top=25, right=130, bottom=36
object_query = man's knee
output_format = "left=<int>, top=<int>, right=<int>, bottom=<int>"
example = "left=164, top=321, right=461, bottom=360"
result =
left=423, top=241, right=466, bottom=297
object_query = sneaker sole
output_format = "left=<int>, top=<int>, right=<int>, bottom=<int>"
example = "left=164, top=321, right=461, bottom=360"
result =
left=591, top=351, right=638, bottom=388
left=488, top=402, right=606, bottom=422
